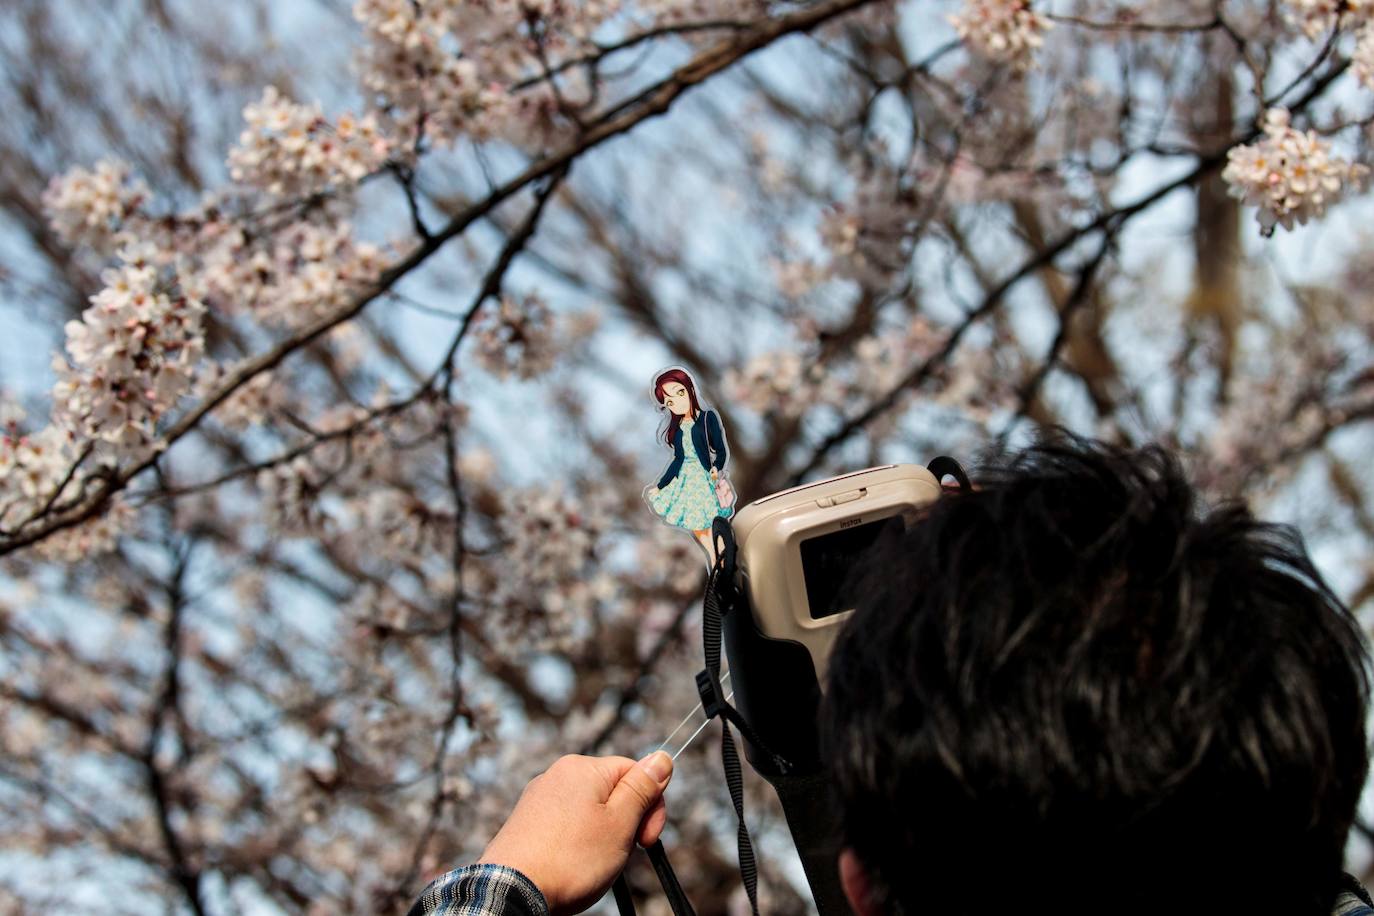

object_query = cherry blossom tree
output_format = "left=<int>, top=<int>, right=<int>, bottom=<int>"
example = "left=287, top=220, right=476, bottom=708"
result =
left=3, top=0, right=1374, bottom=912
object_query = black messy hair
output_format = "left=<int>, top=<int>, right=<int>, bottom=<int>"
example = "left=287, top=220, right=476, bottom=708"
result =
left=821, top=435, right=1369, bottom=915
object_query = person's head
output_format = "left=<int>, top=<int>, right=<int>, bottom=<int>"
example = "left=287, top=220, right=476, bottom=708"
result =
left=821, top=435, right=1369, bottom=915
left=653, top=368, right=702, bottom=443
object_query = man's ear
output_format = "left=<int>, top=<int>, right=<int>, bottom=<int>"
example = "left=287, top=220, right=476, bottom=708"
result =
left=839, top=848, right=880, bottom=916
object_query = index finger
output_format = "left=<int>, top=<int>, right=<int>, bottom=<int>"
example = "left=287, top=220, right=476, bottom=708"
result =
left=638, top=796, right=668, bottom=847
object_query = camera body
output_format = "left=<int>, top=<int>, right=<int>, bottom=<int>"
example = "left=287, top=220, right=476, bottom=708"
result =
left=733, top=464, right=945, bottom=683
left=714, top=464, right=947, bottom=915
left=723, top=463, right=944, bottom=775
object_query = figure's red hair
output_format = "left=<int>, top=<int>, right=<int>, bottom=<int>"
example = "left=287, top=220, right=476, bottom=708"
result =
left=653, top=368, right=703, bottom=447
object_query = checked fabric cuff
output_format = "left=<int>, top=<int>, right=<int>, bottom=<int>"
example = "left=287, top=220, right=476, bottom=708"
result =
left=407, top=863, right=550, bottom=916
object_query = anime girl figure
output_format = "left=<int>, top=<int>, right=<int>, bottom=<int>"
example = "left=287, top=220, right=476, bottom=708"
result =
left=645, top=367, right=734, bottom=565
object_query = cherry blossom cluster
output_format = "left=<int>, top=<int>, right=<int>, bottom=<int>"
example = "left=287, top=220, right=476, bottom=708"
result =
left=352, top=0, right=778, bottom=151
left=246, top=402, right=441, bottom=551
left=818, top=168, right=921, bottom=289
left=725, top=318, right=943, bottom=419
left=33, top=493, right=135, bottom=563
left=642, top=0, right=770, bottom=27
left=354, top=486, right=453, bottom=564
left=941, top=152, right=1066, bottom=208
left=1355, top=25, right=1374, bottom=89
left=52, top=244, right=206, bottom=457
left=1282, top=0, right=1374, bottom=90
left=1203, top=384, right=1324, bottom=494
left=774, top=159, right=931, bottom=300
left=194, top=368, right=283, bottom=430
left=846, top=321, right=941, bottom=403
left=472, top=295, right=598, bottom=380
left=724, top=349, right=824, bottom=418
left=41, top=159, right=150, bottom=251
left=188, top=218, right=386, bottom=328
left=1280, top=0, right=1374, bottom=92
left=490, top=483, right=619, bottom=653
left=0, top=413, right=78, bottom=532
left=45, top=163, right=387, bottom=333
left=0, top=408, right=131, bottom=560
left=1282, top=0, right=1373, bottom=39
left=1195, top=327, right=1362, bottom=497
left=1221, top=108, right=1369, bottom=235
left=353, top=0, right=534, bottom=148
left=257, top=456, right=333, bottom=535
left=227, top=86, right=393, bottom=197
left=771, top=259, right=832, bottom=300
left=472, top=293, right=557, bottom=379
left=948, top=0, right=1052, bottom=71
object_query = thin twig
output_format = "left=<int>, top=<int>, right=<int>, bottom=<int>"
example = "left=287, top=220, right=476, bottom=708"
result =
left=994, top=231, right=1116, bottom=447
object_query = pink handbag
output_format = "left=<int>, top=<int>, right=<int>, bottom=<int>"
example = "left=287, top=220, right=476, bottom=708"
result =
left=715, top=475, right=736, bottom=509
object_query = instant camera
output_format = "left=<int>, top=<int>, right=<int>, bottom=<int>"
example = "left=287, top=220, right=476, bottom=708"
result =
left=716, top=460, right=965, bottom=914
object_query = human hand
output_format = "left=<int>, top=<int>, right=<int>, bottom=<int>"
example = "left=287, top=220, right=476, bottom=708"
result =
left=477, top=752, right=674, bottom=915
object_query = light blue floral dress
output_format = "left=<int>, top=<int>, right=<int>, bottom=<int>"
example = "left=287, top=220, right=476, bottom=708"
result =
left=649, top=417, right=732, bottom=531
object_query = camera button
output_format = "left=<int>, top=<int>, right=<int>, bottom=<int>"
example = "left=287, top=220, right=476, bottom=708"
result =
left=815, top=496, right=835, bottom=508
left=830, top=489, right=864, bottom=505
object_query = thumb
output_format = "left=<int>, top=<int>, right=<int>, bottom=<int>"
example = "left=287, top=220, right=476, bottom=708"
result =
left=607, top=751, right=673, bottom=830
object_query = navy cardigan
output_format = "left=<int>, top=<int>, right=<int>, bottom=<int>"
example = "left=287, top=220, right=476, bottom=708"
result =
left=656, top=409, right=727, bottom=490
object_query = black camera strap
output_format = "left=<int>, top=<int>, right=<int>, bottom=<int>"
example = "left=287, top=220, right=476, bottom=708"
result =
left=612, top=841, right=695, bottom=916
left=611, top=521, right=793, bottom=916
left=697, top=537, right=793, bottom=916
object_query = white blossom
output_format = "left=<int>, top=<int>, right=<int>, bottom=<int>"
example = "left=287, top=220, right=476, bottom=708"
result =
left=726, top=317, right=945, bottom=420
left=257, top=456, right=332, bottom=534
left=724, top=349, right=824, bottom=418
left=818, top=160, right=922, bottom=288
left=356, top=487, right=448, bottom=561
left=1221, top=108, right=1369, bottom=236
left=0, top=422, right=77, bottom=523
left=188, top=219, right=385, bottom=327
left=949, top=0, right=1052, bottom=70
left=42, top=159, right=150, bottom=251
left=228, top=87, right=393, bottom=197
left=771, top=259, right=830, bottom=300
left=457, top=447, right=498, bottom=484
left=1281, top=0, right=1374, bottom=39
left=472, top=294, right=596, bottom=380
left=473, top=294, right=557, bottom=379
left=0, top=413, right=131, bottom=558
left=491, top=484, right=617, bottom=652
left=1281, top=0, right=1374, bottom=93
left=197, top=367, right=284, bottom=430
left=51, top=245, right=205, bottom=457
left=352, top=0, right=515, bottom=147
left=1354, top=24, right=1374, bottom=90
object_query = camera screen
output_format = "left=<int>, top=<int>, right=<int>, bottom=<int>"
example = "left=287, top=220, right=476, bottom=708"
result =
left=799, top=515, right=904, bottom=619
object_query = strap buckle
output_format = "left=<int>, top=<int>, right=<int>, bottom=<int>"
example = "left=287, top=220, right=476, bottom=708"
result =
left=695, top=668, right=726, bottom=719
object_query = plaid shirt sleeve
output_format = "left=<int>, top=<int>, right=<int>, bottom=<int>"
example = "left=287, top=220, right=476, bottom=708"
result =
left=1334, top=892, right=1374, bottom=916
left=406, top=864, right=550, bottom=916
